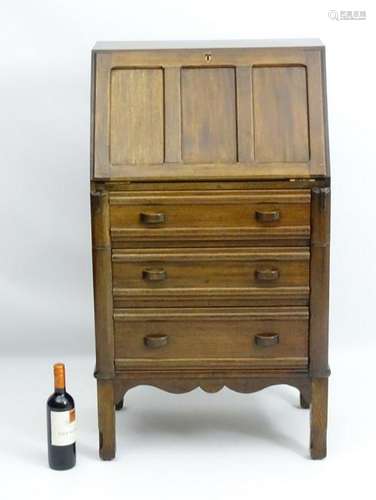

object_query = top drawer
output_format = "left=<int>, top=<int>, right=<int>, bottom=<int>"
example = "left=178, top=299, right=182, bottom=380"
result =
left=110, top=190, right=311, bottom=247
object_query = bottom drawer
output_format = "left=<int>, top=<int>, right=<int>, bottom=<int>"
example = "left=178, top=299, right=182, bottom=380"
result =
left=114, top=307, right=308, bottom=371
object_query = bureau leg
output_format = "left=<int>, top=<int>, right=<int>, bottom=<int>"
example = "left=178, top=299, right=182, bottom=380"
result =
left=310, top=378, right=328, bottom=459
left=97, top=379, right=116, bottom=460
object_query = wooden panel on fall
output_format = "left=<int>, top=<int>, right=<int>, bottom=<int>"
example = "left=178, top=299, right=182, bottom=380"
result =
left=108, top=65, right=311, bottom=166
left=180, top=67, right=237, bottom=163
left=252, top=66, right=310, bottom=162
left=110, top=68, right=164, bottom=164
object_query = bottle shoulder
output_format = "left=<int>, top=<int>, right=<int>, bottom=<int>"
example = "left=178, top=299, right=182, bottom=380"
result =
left=47, top=391, right=74, bottom=410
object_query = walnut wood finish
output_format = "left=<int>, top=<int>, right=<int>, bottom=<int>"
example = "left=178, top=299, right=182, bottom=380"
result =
left=97, top=379, right=115, bottom=460
left=310, top=378, right=328, bottom=459
left=110, top=190, right=311, bottom=247
left=181, top=67, right=237, bottom=163
left=110, top=69, right=164, bottom=165
left=91, top=40, right=330, bottom=461
left=92, top=41, right=328, bottom=179
left=91, top=190, right=114, bottom=379
left=113, top=372, right=313, bottom=410
left=309, top=187, right=331, bottom=377
left=114, top=307, right=309, bottom=370
left=253, top=66, right=309, bottom=162
left=112, top=247, right=310, bottom=307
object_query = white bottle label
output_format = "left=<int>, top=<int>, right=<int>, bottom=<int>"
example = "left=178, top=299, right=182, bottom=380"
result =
left=51, top=409, right=76, bottom=446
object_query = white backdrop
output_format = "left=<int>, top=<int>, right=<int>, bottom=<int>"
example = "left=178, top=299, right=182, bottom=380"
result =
left=0, top=0, right=375, bottom=356
left=0, top=1, right=375, bottom=499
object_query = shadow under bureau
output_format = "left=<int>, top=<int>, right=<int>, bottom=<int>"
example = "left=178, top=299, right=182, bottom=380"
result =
left=90, top=39, right=330, bottom=460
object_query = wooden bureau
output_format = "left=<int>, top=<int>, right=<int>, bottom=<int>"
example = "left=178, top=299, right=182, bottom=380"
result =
left=90, top=39, right=330, bottom=460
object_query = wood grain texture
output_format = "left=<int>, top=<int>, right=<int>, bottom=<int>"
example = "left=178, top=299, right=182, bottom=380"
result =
left=236, top=66, right=253, bottom=161
left=253, top=66, right=309, bottom=162
left=309, top=187, right=330, bottom=377
left=181, top=67, right=237, bottom=163
left=105, top=179, right=327, bottom=192
left=306, top=49, right=328, bottom=175
left=109, top=189, right=311, bottom=246
left=114, top=306, right=308, bottom=369
left=113, top=306, right=309, bottom=321
left=91, top=189, right=114, bottom=378
left=110, top=68, right=164, bottom=164
left=112, top=290, right=309, bottom=308
left=107, top=163, right=313, bottom=181
left=310, top=378, right=328, bottom=459
left=164, top=67, right=182, bottom=163
left=110, top=189, right=311, bottom=204
left=92, top=45, right=328, bottom=179
left=93, top=54, right=112, bottom=177
left=111, top=247, right=310, bottom=307
left=97, top=379, right=115, bottom=460
left=113, top=374, right=312, bottom=401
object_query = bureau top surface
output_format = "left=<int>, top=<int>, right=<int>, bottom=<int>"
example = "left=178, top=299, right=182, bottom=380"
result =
left=91, top=39, right=329, bottom=182
left=93, top=39, right=324, bottom=51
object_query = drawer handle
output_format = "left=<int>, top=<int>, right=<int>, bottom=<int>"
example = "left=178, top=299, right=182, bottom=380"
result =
left=140, top=212, right=166, bottom=225
left=255, top=210, right=280, bottom=222
left=255, top=268, right=280, bottom=282
left=142, top=268, right=167, bottom=282
left=144, top=334, right=169, bottom=349
left=254, top=334, right=280, bottom=347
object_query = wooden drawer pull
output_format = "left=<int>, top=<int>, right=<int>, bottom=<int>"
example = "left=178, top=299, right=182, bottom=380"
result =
left=255, top=210, right=280, bottom=222
left=140, top=212, right=166, bottom=225
left=255, top=268, right=280, bottom=282
left=254, top=334, right=280, bottom=347
left=144, top=334, right=169, bottom=349
left=142, top=268, right=167, bottom=282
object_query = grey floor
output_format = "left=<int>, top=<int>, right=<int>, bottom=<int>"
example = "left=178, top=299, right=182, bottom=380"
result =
left=0, top=346, right=373, bottom=500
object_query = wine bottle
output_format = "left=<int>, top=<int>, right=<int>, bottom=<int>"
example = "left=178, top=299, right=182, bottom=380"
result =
left=47, top=363, right=76, bottom=470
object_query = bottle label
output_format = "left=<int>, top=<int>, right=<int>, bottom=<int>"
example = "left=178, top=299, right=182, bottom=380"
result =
left=51, top=409, right=76, bottom=446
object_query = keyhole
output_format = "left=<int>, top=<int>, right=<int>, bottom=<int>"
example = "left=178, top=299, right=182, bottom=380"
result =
left=204, top=53, right=212, bottom=63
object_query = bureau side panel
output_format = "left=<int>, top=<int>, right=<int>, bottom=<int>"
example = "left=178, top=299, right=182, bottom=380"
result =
left=309, top=187, right=330, bottom=377
left=91, top=189, right=115, bottom=378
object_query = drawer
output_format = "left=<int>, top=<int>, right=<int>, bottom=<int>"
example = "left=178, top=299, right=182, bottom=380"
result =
left=114, top=307, right=309, bottom=371
left=112, top=247, right=310, bottom=307
left=110, top=190, right=311, bottom=247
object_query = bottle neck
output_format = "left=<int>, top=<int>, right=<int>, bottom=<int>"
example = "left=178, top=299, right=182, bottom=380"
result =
left=53, top=363, right=66, bottom=394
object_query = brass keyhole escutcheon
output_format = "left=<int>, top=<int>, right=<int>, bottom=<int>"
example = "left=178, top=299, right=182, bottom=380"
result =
left=204, top=53, right=212, bottom=63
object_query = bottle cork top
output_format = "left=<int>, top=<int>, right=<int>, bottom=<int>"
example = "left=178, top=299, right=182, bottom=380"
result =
left=53, top=363, right=66, bottom=390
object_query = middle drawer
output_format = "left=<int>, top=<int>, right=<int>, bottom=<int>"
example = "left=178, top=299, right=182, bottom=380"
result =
left=112, top=247, right=310, bottom=307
